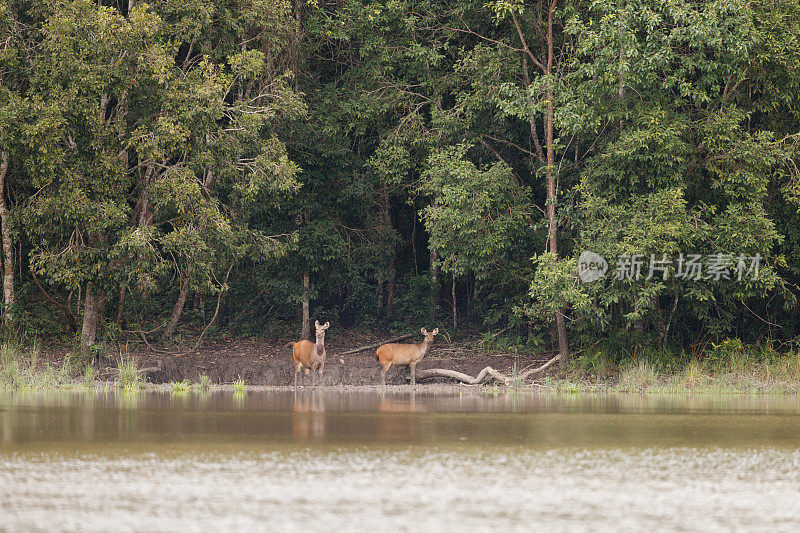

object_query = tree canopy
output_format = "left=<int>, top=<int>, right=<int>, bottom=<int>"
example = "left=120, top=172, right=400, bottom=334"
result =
left=0, top=0, right=799, bottom=363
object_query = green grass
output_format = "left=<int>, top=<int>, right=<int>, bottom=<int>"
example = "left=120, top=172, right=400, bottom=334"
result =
left=507, top=362, right=525, bottom=391
left=116, top=355, right=142, bottom=391
left=0, top=342, right=77, bottom=390
left=532, top=349, right=800, bottom=395
left=121, top=383, right=140, bottom=395
left=232, top=378, right=246, bottom=393
left=82, top=364, right=96, bottom=387
left=616, top=360, right=659, bottom=392
left=541, top=376, right=587, bottom=393
left=0, top=342, right=17, bottom=367
left=198, top=374, right=212, bottom=391
left=170, top=380, right=190, bottom=394
left=481, top=383, right=503, bottom=396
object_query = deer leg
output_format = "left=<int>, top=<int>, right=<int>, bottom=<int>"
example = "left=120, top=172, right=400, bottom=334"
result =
left=381, top=362, right=391, bottom=387
left=294, top=361, right=303, bottom=390
left=410, top=364, right=416, bottom=388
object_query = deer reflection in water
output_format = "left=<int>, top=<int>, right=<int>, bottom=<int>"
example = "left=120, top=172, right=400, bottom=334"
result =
left=375, top=394, right=427, bottom=441
left=291, top=392, right=326, bottom=440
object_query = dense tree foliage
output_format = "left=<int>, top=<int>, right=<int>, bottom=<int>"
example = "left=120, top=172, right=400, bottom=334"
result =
left=1, top=0, right=799, bottom=362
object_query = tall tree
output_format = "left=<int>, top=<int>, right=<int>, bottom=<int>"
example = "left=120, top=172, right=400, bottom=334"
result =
left=0, top=0, right=26, bottom=325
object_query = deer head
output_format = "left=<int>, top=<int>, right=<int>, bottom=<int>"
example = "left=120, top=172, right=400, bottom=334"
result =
left=421, top=327, right=439, bottom=343
left=315, top=320, right=330, bottom=344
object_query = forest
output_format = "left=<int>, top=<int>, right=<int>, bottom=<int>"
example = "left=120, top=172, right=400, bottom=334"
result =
left=1, top=0, right=800, bottom=367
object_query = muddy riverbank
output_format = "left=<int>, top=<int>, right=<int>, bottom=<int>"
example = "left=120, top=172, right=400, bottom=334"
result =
left=80, top=333, right=550, bottom=386
left=134, top=339, right=548, bottom=386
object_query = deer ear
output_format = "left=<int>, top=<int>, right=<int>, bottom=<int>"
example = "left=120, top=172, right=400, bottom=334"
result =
left=421, top=327, right=427, bottom=335
left=315, top=320, right=320, bottom=328
left=432, top=328, right=439, bottom=335
left=324, top=322, right=330, bottom=329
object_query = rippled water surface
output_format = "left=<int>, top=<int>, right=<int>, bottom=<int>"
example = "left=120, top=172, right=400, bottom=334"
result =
left=2, top=390, right=800, bottom=531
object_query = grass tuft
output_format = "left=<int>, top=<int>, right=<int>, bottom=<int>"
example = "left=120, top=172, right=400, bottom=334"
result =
left=0, top=341, right=77, bottom=390
left=116, top=355, right=142, bottom=391
left=616, top=360, right=659, bottom=392
left=82, top=365, right=97, bottom=388
left=170, top=380, right=190, bottom=394
left=679, top=359, right=708, bottom=389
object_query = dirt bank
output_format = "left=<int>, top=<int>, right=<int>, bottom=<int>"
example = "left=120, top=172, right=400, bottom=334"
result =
left=124, top=333, right=550, bottom=386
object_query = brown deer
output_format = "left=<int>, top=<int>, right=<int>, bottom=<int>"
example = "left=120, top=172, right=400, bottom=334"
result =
left=376, top=327, right=439, bottom=387
left=286, top=320, right=330, bottom=388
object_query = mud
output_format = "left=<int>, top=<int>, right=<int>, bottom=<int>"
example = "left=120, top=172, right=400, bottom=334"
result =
left=128, top=334, right=549, bottom=386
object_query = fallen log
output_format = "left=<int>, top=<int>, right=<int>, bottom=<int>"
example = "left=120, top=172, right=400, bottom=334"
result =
left=136, top=359, right=163, bottom=375
left=335, top=334, right=414, bottom=357
left=518, top=354, right=561, bottom=380
left=411, top=366, right=510, bottom=385
left=410, top=354, right=561, bottom=386
left=99, top=359, right=163, bottom=379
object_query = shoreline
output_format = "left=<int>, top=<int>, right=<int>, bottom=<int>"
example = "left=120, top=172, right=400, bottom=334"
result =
left=2, top=336, right=799, bottom=395
left=2, top=377, right=799, bottom=396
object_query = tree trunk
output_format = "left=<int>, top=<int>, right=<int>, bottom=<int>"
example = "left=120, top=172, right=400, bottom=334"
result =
left=163, top=282, right=189, bottom=339
left=376, top=276, right=384, bottom=316
left=378, top=181, right=395, bottom=318
left=289, top=0, right=303, bottom=90
left=386, top=256, right=395, bottom=318
left=115, top=285, right=126, bottom=326
left=0, top=151, right=14, bottom=325
left=516, top=3, right=569, bottom=363
left=430, top=245, right=440, bottom=323
left=301, top=269, right=310, bottom=340
left=189, top=291, right=204, bottom=325
left=80, top=286, right=103, bottom=350
left=543, top=1, right=570, bottom=363
left=411, top=213, right=419, bottom=275
left=452, top=272, right=457, bottom=331
left=618, top=1, right=626, bottom=118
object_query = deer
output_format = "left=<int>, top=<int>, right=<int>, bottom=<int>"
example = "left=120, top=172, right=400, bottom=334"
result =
left=286, top=320, right=330, bottom=388
left=376, top=327, right=439, bottom=387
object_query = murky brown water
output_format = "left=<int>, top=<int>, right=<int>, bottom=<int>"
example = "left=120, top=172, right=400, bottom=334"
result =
left=2, top=390, right=800, bottom=531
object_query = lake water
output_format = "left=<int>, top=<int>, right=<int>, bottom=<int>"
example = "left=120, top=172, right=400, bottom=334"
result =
left=1, top=390, right=800, bottom=531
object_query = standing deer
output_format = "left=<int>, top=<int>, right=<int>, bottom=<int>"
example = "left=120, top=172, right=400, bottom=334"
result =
left=376, top=327, right=439, bottom=387
left=286, top=320, right=330, bottom=388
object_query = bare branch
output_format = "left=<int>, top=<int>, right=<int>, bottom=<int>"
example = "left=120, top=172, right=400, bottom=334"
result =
left=511, top=12, right=546, bottom=72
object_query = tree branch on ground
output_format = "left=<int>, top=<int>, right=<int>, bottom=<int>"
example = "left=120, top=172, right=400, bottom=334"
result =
left=410, top=353, right=561, bottom=385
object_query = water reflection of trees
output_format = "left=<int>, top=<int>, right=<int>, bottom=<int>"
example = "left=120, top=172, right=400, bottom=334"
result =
left=2, top=391, right=800, bottom=448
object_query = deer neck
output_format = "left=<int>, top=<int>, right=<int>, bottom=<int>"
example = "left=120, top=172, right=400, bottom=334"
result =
left=315, top=335, right=325, bottom=357
left=417, top=340, right=432, bottom=357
